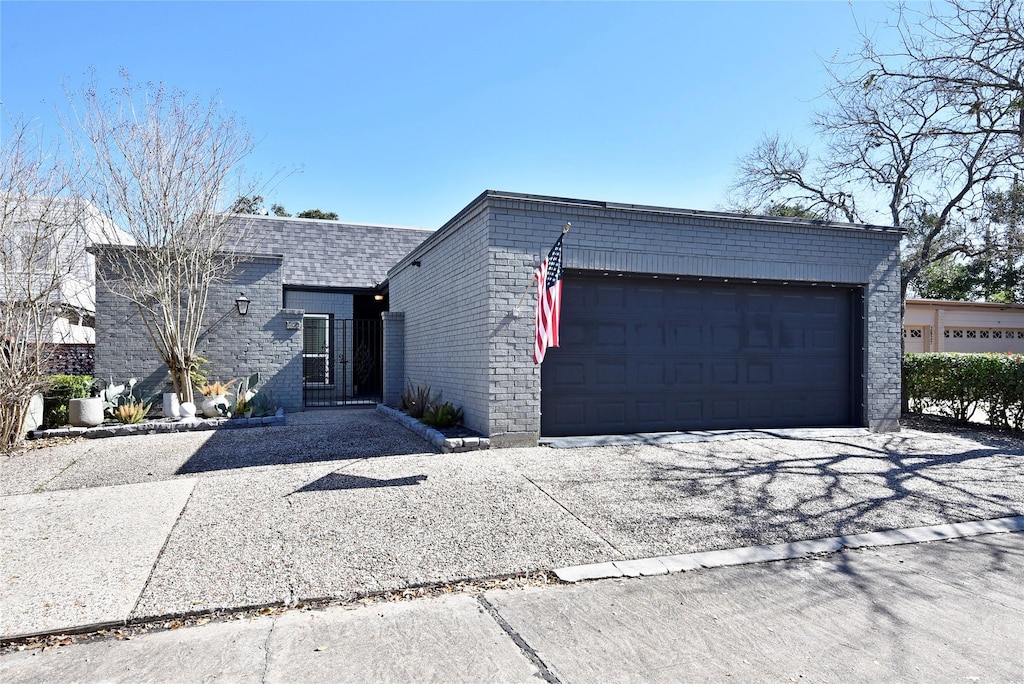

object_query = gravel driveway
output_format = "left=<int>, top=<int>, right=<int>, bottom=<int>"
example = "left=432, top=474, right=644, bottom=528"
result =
left=2, top=408, right=1023, bottom=632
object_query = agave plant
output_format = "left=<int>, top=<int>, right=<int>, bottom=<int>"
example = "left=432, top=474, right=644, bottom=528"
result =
left=112, top=401, right=151, bottom=424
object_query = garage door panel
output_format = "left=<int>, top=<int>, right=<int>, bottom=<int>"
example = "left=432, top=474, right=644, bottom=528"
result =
left=597, top=324, right=626, bottom=346
left=675, top=362, right=703, bottom=384
left=746, top=362, right=773, bottom=383
left=594, top=360, right=627, bottom=386
left=711, top=291, right=738, bottom=311
left=675, top=400, right=703, bottom=421
left=711, top=363, right=738, bottom=384
left=596, top=402, right=627, bottom=429
left=635, top=323, right=666, bottom=348
left=548, top=361, right=587, bottom=387
left=672, top=324, right=702, bottom=346
left=636, top=361, right=668, bottom=386
left=669, top=288, right=704, bottom=314
left=712, top=326, right=740, bottom=350
left=595, top=285, right=626, bottom=309
left=541, top=276, right=857, bottom=436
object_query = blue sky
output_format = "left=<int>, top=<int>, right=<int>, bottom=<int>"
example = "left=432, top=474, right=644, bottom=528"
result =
left=1, top=1, right=905, bottom=228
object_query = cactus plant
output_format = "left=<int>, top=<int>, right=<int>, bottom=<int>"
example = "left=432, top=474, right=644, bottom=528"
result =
left=95, top=378, right=139, bottom=418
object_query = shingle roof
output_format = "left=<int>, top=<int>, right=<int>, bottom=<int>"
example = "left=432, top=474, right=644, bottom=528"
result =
left=227, top=215, right=434, bottom=289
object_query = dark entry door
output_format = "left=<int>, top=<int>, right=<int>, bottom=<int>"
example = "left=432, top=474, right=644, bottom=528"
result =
left=303, top=318, right=383, bottom=407
left=540, top=275, right=860, bottom=437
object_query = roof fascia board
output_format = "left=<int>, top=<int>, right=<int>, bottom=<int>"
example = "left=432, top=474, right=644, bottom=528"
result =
left=484, top=190, right=902, bottom=235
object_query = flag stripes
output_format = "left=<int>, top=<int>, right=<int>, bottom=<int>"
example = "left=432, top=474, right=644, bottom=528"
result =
left=534, top=232, right=564, bottom=364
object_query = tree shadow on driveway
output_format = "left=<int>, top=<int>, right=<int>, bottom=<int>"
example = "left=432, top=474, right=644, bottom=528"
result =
left=176, top=408, right=436, bottom=475
left=290, top=472, right=428, bottom=493
left=647, top=430, right=1024, bottom=545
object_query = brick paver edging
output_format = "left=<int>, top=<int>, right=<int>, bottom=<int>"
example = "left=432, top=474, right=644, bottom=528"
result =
left=29, top=408, right=286, bottom=441
left=376, top=404, right=490, bottom=453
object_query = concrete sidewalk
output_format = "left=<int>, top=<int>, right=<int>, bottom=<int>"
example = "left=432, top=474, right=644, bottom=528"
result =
left=1, top=530, right=1021, bottom=683
left=1, top=409, right=1023, bottom=641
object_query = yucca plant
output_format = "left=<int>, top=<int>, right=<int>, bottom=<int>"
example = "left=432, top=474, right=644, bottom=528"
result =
left=400, top=382, right=437, bottom=419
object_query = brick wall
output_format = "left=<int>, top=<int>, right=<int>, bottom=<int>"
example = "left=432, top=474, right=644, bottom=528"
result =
left=94, top=254, right=303, bottom=410
left=390, top=192, right=903, bottom=445
left=389, top=204, right=492, bottom=435
left=381, top=311, right=405, bottom=407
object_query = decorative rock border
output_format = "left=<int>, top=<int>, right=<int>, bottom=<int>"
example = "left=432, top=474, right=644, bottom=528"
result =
left=29, top=408, right=286, bottom=441
left=376, top=404, right=490, bottom=453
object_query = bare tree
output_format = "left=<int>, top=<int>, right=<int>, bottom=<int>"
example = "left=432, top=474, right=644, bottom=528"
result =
left=729, top=0, right=1024, bottom=300
left=0, top=118, right=85, bottom=448
left=65, top=72, right=259, bottom=405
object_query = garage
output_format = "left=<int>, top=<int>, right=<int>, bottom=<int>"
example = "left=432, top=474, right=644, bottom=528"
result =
left=390, top=190, right=901, bottom=446
left=541, top=272, right=863, bottom=437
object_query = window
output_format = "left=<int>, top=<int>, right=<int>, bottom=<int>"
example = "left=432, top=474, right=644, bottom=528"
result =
left=953, top=330, right=963, bottom=338
left=910, top=329, right=922, bottom=338
left=944, top=330, right=950, bottom=338
left=993, top=331, right=1003, bottom=339
left=967, top=330, right=977, bottom=338
left=303, top=314, right=331, bottom=385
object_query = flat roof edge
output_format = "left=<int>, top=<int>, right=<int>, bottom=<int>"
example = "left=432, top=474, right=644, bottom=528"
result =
left=483, top=190, right=902, bottom=234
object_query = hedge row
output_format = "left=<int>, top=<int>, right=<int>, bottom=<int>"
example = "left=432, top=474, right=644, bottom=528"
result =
left=903, top=353, right=1024, bottom=428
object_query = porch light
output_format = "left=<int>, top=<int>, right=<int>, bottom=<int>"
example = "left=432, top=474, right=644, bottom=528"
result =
left=374, top=294, right=384, bottom=301
left=235, top=293, right=251, bottom=316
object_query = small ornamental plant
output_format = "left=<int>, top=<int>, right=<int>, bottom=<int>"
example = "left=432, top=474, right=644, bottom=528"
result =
left=198, top=379, right=237, bottom=397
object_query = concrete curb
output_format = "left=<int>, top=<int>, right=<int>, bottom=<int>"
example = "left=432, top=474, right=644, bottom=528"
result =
left=376, top=404, right=490, bottom=453
left=553, top=515, right=1024, bottom=583
left=29, top=408, right=287, bottom=441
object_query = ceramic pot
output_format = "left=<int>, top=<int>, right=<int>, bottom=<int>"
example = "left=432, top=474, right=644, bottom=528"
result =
left=162, top=392, right=181, bottom=419
left=200, top=394, right=228, bottom=418
left=69, top=397, right=104, bottom=427
left=179, top=402, right=197, bottom=419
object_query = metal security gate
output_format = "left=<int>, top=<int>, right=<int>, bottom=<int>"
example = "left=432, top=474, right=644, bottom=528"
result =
left=302, top=317, right=383, bottom=407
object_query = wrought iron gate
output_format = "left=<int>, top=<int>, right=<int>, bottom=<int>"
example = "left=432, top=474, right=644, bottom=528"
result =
left=302, top=317, right=383, bottom=407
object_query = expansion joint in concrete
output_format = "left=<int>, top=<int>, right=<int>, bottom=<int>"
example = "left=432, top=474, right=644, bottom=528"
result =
left=128, top=479, right=199, bottom=622
left=522, top=474, right=624, bottom=557
left=477, top=595, right=560, bottom=684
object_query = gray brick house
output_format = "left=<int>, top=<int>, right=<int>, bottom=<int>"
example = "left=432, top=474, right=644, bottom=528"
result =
left=94, top=216, right=432, bottom=409
left=94, top=190, right=902, bottom=445
left=387, top=191, right=902, bottom=446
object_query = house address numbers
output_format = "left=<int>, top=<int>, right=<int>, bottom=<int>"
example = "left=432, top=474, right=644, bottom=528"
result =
left=286, top=320, right=301, bottom=330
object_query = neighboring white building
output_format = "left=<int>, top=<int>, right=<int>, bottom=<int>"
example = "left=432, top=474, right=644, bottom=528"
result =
left=0, top=196, right=132, bottom=344
left=904, top=298, right=1024, bottom=353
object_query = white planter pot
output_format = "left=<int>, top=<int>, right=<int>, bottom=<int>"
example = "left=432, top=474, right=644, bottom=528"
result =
left=69, top=397, right=104, bottom=427
left=179, top=402, right=197, bottom=419
left=162, top=392, right=181, bottom=418
left=200, top=394, right=228, bottom=418
left=22, top=393, right=44, bottom=434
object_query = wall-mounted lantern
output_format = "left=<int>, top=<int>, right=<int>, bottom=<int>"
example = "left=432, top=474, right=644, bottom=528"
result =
left=374, top=294, right=384, bottom=301
left=235, top=293, right=251, bottom=316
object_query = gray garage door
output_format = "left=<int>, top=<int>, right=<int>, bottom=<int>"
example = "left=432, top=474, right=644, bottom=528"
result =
left=540, top=274, right=861, bottom=437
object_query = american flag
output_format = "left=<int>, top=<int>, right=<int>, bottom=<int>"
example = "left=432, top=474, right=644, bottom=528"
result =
left=534, top=232, right=564, bottom=364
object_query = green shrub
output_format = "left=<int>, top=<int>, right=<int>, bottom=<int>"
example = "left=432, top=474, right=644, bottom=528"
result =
left=904, top=352, right=1024, bottom=428
left=420, top=401, right=464, bottom=429
left=43, top=374, right=93, bottom=428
